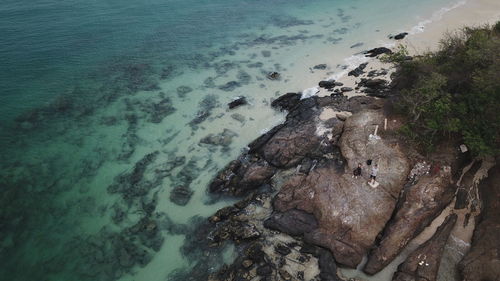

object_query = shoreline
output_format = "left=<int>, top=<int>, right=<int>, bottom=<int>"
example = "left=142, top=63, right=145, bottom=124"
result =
left=200, top=1, right=500, bottom=281
left=314, top=0, right=500, bottom=99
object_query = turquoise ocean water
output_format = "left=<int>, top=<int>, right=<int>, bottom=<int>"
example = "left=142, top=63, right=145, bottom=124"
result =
left=0, top=0, right=461, bottom=280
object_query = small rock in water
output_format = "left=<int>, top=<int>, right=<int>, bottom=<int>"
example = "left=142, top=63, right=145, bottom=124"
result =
left=391, top=32, right=408, bottom=40
left=341, top=87, right=353, bottom=92
left=261, top=50, right=271, bottom=57
left=267, top=71, right=280, bottom=80
left=228, top=97, right=247, bottom=109
left=170, top=185, right=194, bottom=206
left=313, top=64, right=327, bottom=70
left=177, top=86, right=193, bottom=98
left=219, top=81, right=241, bottom=92
left=318, top=80, right=336, bottom=89
left=230, top=113, right=245, bottom=123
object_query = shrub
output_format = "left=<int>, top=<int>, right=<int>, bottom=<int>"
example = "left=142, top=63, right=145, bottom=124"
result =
left=393, top=24, right=500, bottom=156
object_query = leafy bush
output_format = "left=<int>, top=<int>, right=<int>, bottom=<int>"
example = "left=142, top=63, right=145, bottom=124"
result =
left=393, top=22, right=500, bottom=156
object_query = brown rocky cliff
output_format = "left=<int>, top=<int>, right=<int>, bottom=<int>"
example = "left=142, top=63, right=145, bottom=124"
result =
left=364, top=167, right=455, bottom=275
left=392, top=213, right=458, bottom=281
left=273, top=109, right=410, bottom=268
left=459, top=164, right=500, bottom=281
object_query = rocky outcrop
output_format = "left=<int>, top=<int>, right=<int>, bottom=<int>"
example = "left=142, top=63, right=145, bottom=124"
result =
left=392, top=214, right=458, bottom=281
left=210, top=96, right=378, bottom=197
left=365, top=47, right=392, bottom=57
left=364, top=167, right=455, bottom=275
left=348, top=63, right=368, bottom=77
left=270, top=92, right=301, bottom=111
left=264, top=208, right=319, bottom=236
left=272, top=110, right=410, bottom=268
left=209, top=156, right=276, bottom=196
left=459, top=164, right=500, bottom=281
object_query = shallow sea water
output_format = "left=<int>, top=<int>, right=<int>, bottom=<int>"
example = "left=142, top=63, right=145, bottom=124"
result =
left=0, top=0, right=463, bottom=280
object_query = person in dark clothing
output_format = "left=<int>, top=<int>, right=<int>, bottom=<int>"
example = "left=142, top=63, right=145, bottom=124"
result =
left=352, top=163, right=362, bottom=179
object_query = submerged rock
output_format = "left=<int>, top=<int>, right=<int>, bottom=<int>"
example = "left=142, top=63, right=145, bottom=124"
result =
left=176, top=86, right=193, bottom=98
left=313, top=64, right=327, bottom=70
left=393, top=214, right=458, bottom=281
left=169, top=185, right=194, bottom=206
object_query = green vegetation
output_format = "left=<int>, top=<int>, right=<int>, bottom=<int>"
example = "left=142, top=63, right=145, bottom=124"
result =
left=392, top=22, right=500, bottom=156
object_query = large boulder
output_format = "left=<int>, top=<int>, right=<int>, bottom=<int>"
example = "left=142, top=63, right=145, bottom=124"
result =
left=339, top=110, right=410, bottom=197
left=364, top=167, right=455, bottom=275
left=273, top=110, right=410, bottom=268
left=458, top=164, right=500, bottom=281
left=392, top=214, right=458, bottom=281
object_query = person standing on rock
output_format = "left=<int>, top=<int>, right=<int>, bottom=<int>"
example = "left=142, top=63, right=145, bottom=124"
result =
left=370, top=164, right=378, bottom=185
left=353, top=163, right=362, bottom=179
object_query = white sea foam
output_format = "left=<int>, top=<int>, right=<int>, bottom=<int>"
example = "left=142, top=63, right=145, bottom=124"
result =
left=410, top=0, right=467, bottom=34
left=329, top=53, right=370, bottom=81
left=301, top=86, right=320, bottom=99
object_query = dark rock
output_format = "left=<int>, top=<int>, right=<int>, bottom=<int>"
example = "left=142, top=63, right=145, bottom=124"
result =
left=275, top=244, right=292, bottom=256
left=256, top=265, right=273, bottom=276
left=359, top=78, right=390, bottom=98
left=271, top=92, right=301, bottom=111
left=364, top=47, right=392, bottom=57
left=209, top=157, right=276, bottom=196
left=340, top=87, right=353, bottom=92
left=364, top=167, right=455, bottom=275
left=169, top=185, right=194, bottom=206
left=359, top=78, right=388, bottom=90
left=319, top=80, right=336, bottom=89
left=228, top=97, right=247, bottom=109
left=318, top=249, right=341, bottom=281
left=313, top=64, right=327, bottom=70
left=267, top=71, right=280, bottom=80
left=393, top=214, right=458, bottom=281
left=391, top=32, right=409, bottom=40
left=348, top=63, right=368, bottom=77
left=230, top=113, right=245, bottom=123
left=264, top=209, right=318, bottom=236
